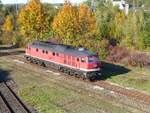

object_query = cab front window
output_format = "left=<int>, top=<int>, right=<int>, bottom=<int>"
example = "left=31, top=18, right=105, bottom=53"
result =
left=88, top=56, right=99, bottom=62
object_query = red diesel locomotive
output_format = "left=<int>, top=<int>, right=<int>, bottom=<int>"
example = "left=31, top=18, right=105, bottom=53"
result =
left=25, top=41, right=101, bottom=80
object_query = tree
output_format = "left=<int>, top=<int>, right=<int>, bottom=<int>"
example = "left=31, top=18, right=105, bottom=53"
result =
left=95, top=4, right=117, bottom=38
left=110, top=10, right=126, bottom=42
left=52, top=1, right=80, bottom=44
left=0, top=0, right=3, bottom=44
left=79, top=4, right=96, bottom=37
left=42, top=3, right=57, bottom=39
left=141, top=12, right=150, bottom=48
left=2, top=15, right=14, bottom=44
left=18, top=0, right=48, bottom=42
left=2, top=15, right=14, bottom=32
left=43, top=3, right=57, bottom=29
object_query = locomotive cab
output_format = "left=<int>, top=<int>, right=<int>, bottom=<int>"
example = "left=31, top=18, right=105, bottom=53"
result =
left=79, top=55, right=101, bottom=80
left=87, top=55, right=101, bottom=69
left=85, top=55, right=101, bottom=80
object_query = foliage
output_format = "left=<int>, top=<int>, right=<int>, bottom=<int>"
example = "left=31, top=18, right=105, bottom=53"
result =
left=95, top=4, right=117, bottom=38
left=52, top=2, right=97, bottom=46
left=52, top=1, right=80, bottom=44
left=1, top=15, right=14, bottom=44
left=106, top=46, right=129, bottom=63
left=43, top=3, right=57, bottom=32
left=79, top=4, right=96, bottom=37
left=13, top=32, right=26, bottom=47
left=18, top=0, right=49, bottom=43
left=106, top=46, right=150, bottom=68
left=2, top=15, right=14, bottom=32
left=128, top=52, right=150, bottom=67
left=110, top=11, right=126, bottom=42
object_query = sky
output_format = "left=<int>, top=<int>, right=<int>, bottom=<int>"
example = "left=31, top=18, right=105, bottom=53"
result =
left=1, top=0, right=86, bottom=4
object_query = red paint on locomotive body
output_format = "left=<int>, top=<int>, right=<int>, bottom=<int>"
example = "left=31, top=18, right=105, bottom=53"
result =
left=25, top=41, right=101, bottom=80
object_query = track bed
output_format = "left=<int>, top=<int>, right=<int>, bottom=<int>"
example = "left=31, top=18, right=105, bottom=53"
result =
left=0, top=82, right=30, bottom=113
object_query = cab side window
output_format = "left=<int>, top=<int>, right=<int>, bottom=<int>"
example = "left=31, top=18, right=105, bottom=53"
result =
left=77, top=58, right=80, bottom=62
left=52, top=52, right=55, bottom=56
left=36, top=48, right=39, bottom=52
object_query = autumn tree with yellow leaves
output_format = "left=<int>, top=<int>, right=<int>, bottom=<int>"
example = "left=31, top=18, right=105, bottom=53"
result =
left=79, top=4, right=96, bottom=36
left=52, top=1, right=96, bottom=45
left=52, top=1, right=80, bottom=45
left=2, top=15, right=14, bottom=32
left=18, top=0, right=48, bottom=42
left=2, top=15, right=14, bottom=44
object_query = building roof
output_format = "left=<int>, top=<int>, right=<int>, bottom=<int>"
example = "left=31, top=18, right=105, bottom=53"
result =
left=29, top=41, right=96, bottom=57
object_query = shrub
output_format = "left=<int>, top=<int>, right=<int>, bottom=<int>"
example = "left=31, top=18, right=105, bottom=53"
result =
left=128, top=52, right=150, bottom=67
left=106, top=46, right=129, bottom=63
left=1, top=32, right=13, bottom=44
left=106, top=46, right=150, bottom=68
left=13, top=33, right=25, bottom=47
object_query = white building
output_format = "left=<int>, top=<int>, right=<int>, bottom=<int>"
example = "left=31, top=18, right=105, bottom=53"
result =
left=110, top=0, right=125, bottom=9
left=107, top=0, right=129, bottom=15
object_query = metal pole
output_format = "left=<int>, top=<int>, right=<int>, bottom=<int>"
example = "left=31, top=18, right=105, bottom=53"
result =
left=15, top=0, right=18, bottom=14
left=91, top=0, right=96, bottom=11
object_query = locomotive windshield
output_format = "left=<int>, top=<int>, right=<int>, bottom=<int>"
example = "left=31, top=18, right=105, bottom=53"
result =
left=88, top=56, right=99, bottom=62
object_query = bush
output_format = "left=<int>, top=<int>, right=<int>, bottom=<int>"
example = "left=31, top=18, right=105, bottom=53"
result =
left=106, top=46, right=129, bottom=63
left=106, top=46, right=150, bottom=68
left=13, top=33, right=25, bottom=47
left=1, top=32, right=13, bottom=44
left=128, top=52, right=150, bottom=67
left=88, top=38, right=110, bottom=59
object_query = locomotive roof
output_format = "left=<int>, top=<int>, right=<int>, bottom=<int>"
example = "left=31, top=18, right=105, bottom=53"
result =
left=29, top=41, right=96, bottom=57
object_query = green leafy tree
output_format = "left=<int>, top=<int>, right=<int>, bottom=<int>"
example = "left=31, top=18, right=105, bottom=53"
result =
left=95, top=4, right=117, bottom=38
left=42, top=3, right=57, bottom=38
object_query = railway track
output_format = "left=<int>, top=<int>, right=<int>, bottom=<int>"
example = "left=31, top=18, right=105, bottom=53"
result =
left=9, top=54, right=150, bottom=105
left=0, top=82, right=31, bottom=113
left=94, top=81, right=150, bottom=105
left=1, top=52, right=150, bottom=112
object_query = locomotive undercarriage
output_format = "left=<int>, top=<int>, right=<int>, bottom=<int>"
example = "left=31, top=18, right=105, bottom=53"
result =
left=25, top=55, right=101, bottom=81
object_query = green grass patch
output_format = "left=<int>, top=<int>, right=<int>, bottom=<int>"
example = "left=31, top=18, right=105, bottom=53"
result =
left=105, top=65, right=150, bottom=93
left=19, top=84, right=68, bottom=113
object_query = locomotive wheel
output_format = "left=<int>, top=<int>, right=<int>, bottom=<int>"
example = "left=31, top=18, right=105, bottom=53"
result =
left=59, top=67, right=64, bottom=72
left=41, top=62, right=46, bottom=67
left=75, top=73, right=79, bottom=78
left=26, top=57, right=30, bottom=61
left=69, top=71, right=74, bottom=76
left=67, top=70, right=71, bottom=75
left=82, top=76, right=86, bottom=80
left=37, top=61, right=42, bottom=66
left=89, top=76, right=95, bottom=82
left=30, top=58, right=33, bottom=63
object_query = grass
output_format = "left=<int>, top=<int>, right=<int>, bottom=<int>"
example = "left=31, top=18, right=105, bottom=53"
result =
left=18, top=83, right=131, bottom=113
left=19, top=84, right=68, bottom=113
left=0, top=57, right=136, bottom=113
left=102, top=62, right=150, bottom=93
